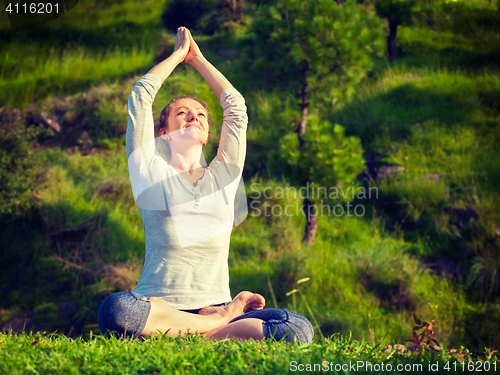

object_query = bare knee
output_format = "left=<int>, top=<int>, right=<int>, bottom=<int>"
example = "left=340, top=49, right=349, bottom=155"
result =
left=141, top=299, right=180, bottom=337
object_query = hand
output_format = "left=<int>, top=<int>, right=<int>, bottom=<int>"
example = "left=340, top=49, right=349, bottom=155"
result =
left=173, top=26, right=190, bottom=63
left=184, top=29, right=205, bottom=66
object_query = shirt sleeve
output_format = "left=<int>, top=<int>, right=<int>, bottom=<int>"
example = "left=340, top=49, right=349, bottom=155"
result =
left=126, top=73, right=166, bottom=205
left=126, top=73, right=163, bottom=160
left=209, top=87, right=248, bottom=179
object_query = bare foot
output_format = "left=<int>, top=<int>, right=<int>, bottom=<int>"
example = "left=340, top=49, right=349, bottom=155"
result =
left=198, top=306, right=219, bottom=315
left=198, top=292, right=265, bottom=321
left=241, top=292, right=266, bottom=313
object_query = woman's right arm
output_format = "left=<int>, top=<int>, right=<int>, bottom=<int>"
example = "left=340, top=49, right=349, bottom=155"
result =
left=126, top=27, right=190, bottom=157
left=126, top=27, right=190, bottom=154
left=146, top=27, right=190, bottom=84
left=126, top=28, right=190, bottom=203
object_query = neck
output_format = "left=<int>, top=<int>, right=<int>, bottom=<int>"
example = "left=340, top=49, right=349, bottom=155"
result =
left=168, top=145, right=203, bottom=172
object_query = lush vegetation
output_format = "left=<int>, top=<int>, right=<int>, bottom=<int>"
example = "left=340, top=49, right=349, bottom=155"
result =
left=1, top=0, right=499, bottom=371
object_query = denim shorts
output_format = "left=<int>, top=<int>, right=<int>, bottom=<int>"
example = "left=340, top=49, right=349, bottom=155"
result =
left=97, top=291, right=314, bottom=344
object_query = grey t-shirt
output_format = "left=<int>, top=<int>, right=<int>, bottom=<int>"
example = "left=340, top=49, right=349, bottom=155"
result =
left=125, top=73, right=248, bottom=309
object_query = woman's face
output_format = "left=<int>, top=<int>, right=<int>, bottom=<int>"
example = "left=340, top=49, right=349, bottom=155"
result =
left=160, top=98, right=209, bottom=146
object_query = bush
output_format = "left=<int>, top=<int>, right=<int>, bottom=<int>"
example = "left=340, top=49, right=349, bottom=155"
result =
left=271, top=117, right=366, bottom=197
left=162, top=0, right=218, bottom=34
left=0, top=115, right=50, bottom=215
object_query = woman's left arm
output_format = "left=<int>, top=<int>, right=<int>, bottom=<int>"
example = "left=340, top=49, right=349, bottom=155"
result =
left=186, top=30, right=247, bottom=224
left=184, top=30, right=248, bottom=175
left=184, top=30, right=232, bottom=100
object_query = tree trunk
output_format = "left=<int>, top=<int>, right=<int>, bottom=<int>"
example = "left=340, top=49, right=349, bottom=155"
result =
left=296, top=59, right=317, bottom=246
left=387, top=19, right=398, bottom=62
left=302, top=198, right=318, bottom=246
left=297, top=59, right=309, bottom=148
left=236, top=0, right=244, bottom=22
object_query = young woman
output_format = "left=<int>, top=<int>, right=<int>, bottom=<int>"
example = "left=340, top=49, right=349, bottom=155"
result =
left=97, top=27, right=314, bottom=344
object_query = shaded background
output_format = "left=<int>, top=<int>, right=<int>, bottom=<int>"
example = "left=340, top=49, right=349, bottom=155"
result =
left=0, top=0, right=499, bottom=351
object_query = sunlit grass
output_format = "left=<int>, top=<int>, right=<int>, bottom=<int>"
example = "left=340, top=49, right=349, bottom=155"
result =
left=0, top=0, right=166, bottom=107
left=1, top=330, right=498, bottom=375
left=0, top=45, right=157, bottom=108
left=35, top=147, right=146, bottom=263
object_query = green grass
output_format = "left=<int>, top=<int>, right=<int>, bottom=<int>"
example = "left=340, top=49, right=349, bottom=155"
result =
left=1, top=331, right=498, bottom=375
left=0, top=0, right=166, bottom=107
left=325, top=63, right=500, bottom=254
left=0, top=45, right=157, bottom=108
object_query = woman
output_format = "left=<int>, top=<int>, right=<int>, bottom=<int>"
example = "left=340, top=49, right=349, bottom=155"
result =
left=97, top=27, right=313, bottom=344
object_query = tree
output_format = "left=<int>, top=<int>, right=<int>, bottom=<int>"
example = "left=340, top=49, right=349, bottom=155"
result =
left=162, top=0, right=216, bottom=33
left=373, top=0, right=415, bottom=62
left=162, top=0, right=248, bottom=35
left=367, top=0, right=442, bottom=62
left=247, top=0, right=385, bottom=244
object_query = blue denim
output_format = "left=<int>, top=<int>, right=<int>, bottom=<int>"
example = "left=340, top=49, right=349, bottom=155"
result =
left=97, top=291, right=150, bottom=340
left=229, top=308, right=314, bottom=344
left=97, top=291, right=314, bottom=344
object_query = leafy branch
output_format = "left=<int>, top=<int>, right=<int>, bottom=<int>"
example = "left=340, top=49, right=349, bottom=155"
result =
left=405, top=313, right=441, bottom=352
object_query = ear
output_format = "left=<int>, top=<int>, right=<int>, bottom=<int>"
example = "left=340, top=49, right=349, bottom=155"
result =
left=159, top=127, right=169, bottom=140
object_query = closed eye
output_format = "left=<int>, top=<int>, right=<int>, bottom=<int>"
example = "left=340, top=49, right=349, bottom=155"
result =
left=177, top=111, right=185, bottom=115
left=199, top=113, right=206, bottom=117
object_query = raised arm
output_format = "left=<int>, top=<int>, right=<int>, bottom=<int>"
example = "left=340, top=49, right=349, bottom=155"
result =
left=126, top=28, right=193, bottom=205
left=184, top=30, right=233, bottom=100
left=127, top=27, right=192, bottom=159
left=181, top=31, right=248, bottom=185
left=147, top=27, right=190, bottom=84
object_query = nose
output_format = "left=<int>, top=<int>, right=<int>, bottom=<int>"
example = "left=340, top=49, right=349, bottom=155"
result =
left=188, top=111, right=198, bottom=122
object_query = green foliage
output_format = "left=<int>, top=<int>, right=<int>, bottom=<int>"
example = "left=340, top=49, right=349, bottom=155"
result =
left=405, top=313, right=441, bottom=351
left=162, top=0, right=218, bottom=33
left=162, top=0, right=249, bottom=36
left=367, top=0, right=446, bottom=28
left=240, top=0, right=381, bottom=205
left=274, top=117, right=365, bottom=191
left=374, top=0, right=416, bottom=27
left=77, top=84, right=130, bottom=144
left=0, top=122, right=49, bottom=215
left=229, top=178, right=476, bottom=349
left=244, top=0, right=386, bottom=106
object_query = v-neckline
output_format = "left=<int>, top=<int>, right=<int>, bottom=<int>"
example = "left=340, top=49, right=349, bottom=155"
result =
left=168, top=164, right=207, bottom=188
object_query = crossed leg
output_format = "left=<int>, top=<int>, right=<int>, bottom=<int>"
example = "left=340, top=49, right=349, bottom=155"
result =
left=199, top=305, right=265, bottom=341
left=140, top=291, right=265, bottom=340
left=98, top=291, right=313, bottom=343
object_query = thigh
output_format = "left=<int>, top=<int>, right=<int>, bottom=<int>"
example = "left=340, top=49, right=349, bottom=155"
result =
left=229, top=308, right=314, bottom=344
left=97, top=291, right=151, bottom=339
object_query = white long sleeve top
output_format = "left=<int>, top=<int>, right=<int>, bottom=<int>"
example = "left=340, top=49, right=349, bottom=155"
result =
left=125, top=73, right=248, bottom=309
